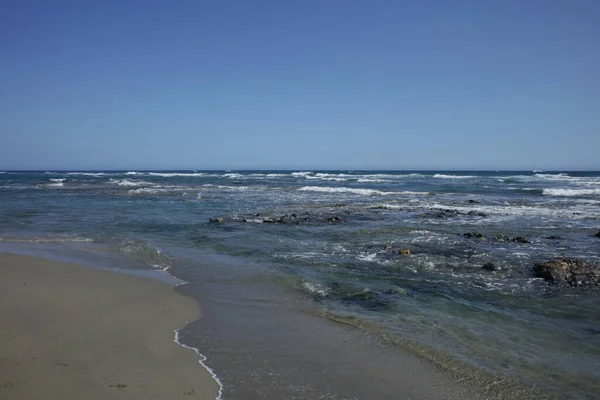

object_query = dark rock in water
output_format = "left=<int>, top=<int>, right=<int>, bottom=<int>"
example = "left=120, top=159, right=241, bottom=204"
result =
left=341, top=291, right=389, bottom=310
left=482, top=262, right=498, bottom=271
left=467, top=211, right=488, bottom=217
left=262, top=217, right=280, bottom=223
left=546, top=235, right=563, bottom=240
left=209, top=217, right=224, bottom=223
left=468, top=199, right=480, bottom=203
left=326, top=216, right=341, bottom=223
left=594, top=230, right=600, bottom=238
left=533, top=258, right=600, bottom=287
left=421, top=209, right=459, bottom=218
left=494, top=234, right=530, bottom=244
left=464, top=232, right=484, bottom=239
left=421, top=207, right=487, bottom=219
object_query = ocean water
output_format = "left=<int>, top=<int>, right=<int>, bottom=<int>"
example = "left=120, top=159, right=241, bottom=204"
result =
left=1, top=170, right=599, bottom=399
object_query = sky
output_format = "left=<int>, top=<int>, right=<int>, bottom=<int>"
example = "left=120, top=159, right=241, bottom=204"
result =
left=0, top=0, right=599, bottom=170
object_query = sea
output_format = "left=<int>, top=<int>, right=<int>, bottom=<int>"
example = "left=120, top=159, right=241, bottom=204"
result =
left=1, top=170, right=599, bottom=399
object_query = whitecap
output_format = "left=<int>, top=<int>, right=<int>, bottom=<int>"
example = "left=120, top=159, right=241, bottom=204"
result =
left=109, top=179, right=155, bottom=187
left=534, top=173, right=570, bottom=180
left=147, top=172, right=207, bottom=177
left=67, top=172, right=105, bottom=177
left=202, top=184, right=253, bottom=191
left=433, top=174, right=476, bottom=179
left=357, top=178, right=388, bottom=183
left=223, top=173, right=243, bottom=179
left=357, top=252, right=378, bottom=262
left=302, top=281, right=331, bottom=297
left=543, top=188, right=600, bottom=197
left=291, top=171, right=313, bottom=177
left=50, top=178, right=66, bottom=182
left=298, top=186, right=393, bottom=195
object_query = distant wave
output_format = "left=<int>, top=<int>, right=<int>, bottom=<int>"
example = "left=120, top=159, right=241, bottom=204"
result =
left=298, top=186, right=430, bottom=196
left=534, top=173, right=569, bottom=179
left=202, top=184, right=254, bottom=191
left=128, top=188, right=169, bottom=194
left=67, top=172, right=106, bottom=177
left=433, top=174, right=476, bottom=179
left=357, top=178, right=389, bottom=183
left=299, top=186, right=394, bottom=196
left=148, top=172, right=207, bottom=177
left=543, top=188, right=600, bottom=197
left=291, top=171, right=313, bottom=177
left=50, top=178, right=66, bottom=182
left=109, top=179, right=155, bottom=187
left=223, top=173, right=243, bottom=179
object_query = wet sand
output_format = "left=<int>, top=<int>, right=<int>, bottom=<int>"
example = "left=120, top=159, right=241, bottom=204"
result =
left=0, top=252, right=219, bottom=400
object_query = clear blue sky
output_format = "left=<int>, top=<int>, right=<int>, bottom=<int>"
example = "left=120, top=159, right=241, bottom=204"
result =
left=1, top=0, right=598, bottom=170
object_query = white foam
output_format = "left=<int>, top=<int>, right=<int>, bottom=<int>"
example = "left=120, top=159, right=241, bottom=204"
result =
left=148, top=172, right=207, bottom=177
left=298, top=186, right=394, bottom=196
left=109, top=179, right=154, bottom=187
left=67, top=172, right=106, bottom=177
left=535, top=173, right=569, bottom=179
left=47, top=182, right=64, bottom=187
left=223, top=173, right=242, bottom=179
left=0, top=235, right=93, bottom=243
left=414, top=201, right=599, bottom=220
left=174, top=328, right=223, bottom=400
left=291, top=171, right=313, bottom=177
left=357, top=178, right=388, bottom=183
left=302, top=281, right=331, bottom=296
left=128, top=187, right=169, bottom=194
left=202, top=184, right=253, bottom=191
left=357, top=252, right=378, bottom=262
left=298, top=186, right=430, bottom=196
left=433, top=174, right=476, bottom=179
left=50, top=178, right=66, bottom=182
left=543, top=188, right=600, bottom=197
left=305, top=175, right=348, bottom=182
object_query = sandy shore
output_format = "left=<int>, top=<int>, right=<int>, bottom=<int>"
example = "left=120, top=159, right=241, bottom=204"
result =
left=0, top=252, right=219, bottom=400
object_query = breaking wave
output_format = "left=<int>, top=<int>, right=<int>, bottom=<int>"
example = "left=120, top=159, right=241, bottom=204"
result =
left=543, top=188, right=600, bottom=197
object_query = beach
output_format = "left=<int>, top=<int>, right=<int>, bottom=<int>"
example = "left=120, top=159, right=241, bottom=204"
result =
left=0, top=252, right=219, bottom=400
left=1, top=170, right=599, bottom=398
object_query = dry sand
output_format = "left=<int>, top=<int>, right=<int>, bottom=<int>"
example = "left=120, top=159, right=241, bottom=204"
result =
left=0, top=252, right=219, bottom=400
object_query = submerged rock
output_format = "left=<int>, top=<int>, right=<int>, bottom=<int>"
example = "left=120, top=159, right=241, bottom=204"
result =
left=468, top=199, right=480, bottom=203
left=533, top=258, right=600, bottom=287
left=546, top=235, right=563, bottom=240
left=421, top=208, right=487, bottom=219
left=209, top=217, right=224, bottom=223
left=494, top=234, right=530, bottom=244
left=421, top=209, right=460, bottom=218
left=481, top=262, right=498, bottom=271
left=467, top=211, right=488, bottom=217
left=594, top=230, right=600, bottom=238
left=398, top=249, right=410, bottom=256
left=341, top=290, right=390, bottom=310
left=464, top=232, right=485, bottom=239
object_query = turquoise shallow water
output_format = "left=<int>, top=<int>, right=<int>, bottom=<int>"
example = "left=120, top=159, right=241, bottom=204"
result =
left=1, top=170, right=600, bottom=398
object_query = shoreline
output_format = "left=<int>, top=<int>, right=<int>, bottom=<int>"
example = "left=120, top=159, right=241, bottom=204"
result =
left=0, top=251, right=220, bottom=400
